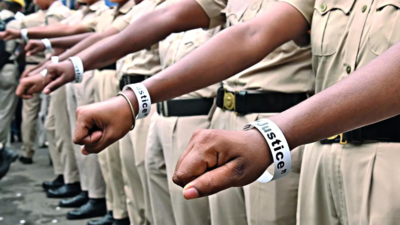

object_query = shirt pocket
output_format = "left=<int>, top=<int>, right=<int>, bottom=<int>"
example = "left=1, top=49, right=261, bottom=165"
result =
left=369, top=0, right=400, bottom=55
left=311, top=0, right=355, bottom=56
left=222, top=0, right=249, bottom=26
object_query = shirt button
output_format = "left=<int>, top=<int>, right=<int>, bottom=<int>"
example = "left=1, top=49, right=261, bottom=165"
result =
left=362, top=5, right=367, bottom=13
left=346, top=66, right=351, bottom=74
left=320, top=4, right=327, bottom=12
left=251, top=4, right=257, bottom=10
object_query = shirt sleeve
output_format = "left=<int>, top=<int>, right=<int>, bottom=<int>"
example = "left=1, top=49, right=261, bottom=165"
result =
left=280, top=0, right=315, bottom=25
left=112, top=9, right=133, bottom=31
left=195, top=0, right=227, bottom=28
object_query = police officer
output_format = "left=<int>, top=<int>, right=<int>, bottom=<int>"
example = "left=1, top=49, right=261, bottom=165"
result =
left=71, top=1, right=400, bottom=225
left=147, top=26, right=221, bottom=225
left=0, top=0, right=71, bottom=165
left=16, top=0, right=313, bottom=224
left=0, top=0, right=24, bottom=180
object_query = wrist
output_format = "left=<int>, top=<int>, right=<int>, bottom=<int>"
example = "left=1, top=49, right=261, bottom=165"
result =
left=124, top=89, right=139, bottom=116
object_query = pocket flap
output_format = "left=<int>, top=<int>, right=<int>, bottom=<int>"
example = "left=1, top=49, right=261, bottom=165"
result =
left=377, top=0, right=400, bottom=10
left=315, top=0, right=356, bottom=15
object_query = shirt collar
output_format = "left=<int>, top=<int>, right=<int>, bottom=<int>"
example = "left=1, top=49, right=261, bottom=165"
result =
left=89, top=0, right=105, bottom=11
left=48, top=0, right=62, bottom=11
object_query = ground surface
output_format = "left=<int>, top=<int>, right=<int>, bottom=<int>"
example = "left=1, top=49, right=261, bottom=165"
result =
left=0, top=143, right=99, bottom=225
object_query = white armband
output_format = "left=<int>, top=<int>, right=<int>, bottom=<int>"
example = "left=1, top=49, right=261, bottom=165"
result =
left=42, top=38, right=52, bottom=50
left=244, top=119, right=292, bottom=183
left=69, top=57, right=84, bottom=83
left=123, top=83, right=151, bottom=119
left=21, top=28, right=28, bottom=42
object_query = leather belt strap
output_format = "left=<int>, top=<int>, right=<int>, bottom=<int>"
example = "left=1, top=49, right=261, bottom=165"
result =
left=157, top=98, right=214, bottom=117
left=119, top=75, right=146, bottom=91
left=98, top=62, right=116, bottom=71
left=216, top=87, right=307, bottom=115
left=321, top=115, right=400, bottom=144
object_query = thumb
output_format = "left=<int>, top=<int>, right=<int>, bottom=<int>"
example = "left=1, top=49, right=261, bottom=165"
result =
left=27, top=46, right=42, bottom=56
left=43, top=74, right=65, bottom=94
left=182, top=160, right=241, bottom=199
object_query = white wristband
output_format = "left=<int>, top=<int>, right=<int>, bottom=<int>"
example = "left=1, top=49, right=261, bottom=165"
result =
left=123, top=83, right=151, bottom=119
left=69, top=57, right=84, bottom=83
left=244, top=119, right=292, bottom=183
left=21, top=28, right=28, bottom=42
left=42, top=38, right=52, bottom=50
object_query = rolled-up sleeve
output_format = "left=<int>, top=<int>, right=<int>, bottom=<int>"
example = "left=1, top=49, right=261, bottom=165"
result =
left=195, top=0, right=227, bottom=28
left=280, top=0, right=315, bottom=25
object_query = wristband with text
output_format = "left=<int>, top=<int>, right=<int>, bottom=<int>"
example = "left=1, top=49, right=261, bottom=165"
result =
left=243, top=119, right=291, bottom=183
left=21, top=29, right=28, bottom=42
left=123, top=83, right=151, bottom=119
left=42, top=38, right=52, bottom=50
left=69, top=57, right=84, bottom=83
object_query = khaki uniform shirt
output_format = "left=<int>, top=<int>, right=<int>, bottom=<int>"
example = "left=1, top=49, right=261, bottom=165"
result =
left=61, top=1, right=108, bottom=26
left=196, top=0, right=314, bottom=93
left=84, top=0, right=135, bottom=33
left=159, top=28, right=221, bottom=99
left=282, top=0, right=399, bottom=93
left=18, top=1, right=71, bottom=63
left=1, top=10, right=19, bottom=61
left=113, top=0, right=164, bottom=77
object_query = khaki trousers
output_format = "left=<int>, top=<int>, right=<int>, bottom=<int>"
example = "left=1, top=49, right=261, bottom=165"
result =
left=21, top=65, right=41, bottom=158
left=94, top=70, right=127, bottom=219
left=119, top=105, right=156, bottom=225
left=45, top=86, right=79, bottom=184
left=210, top=108, right=302, bottom=225
left=146, top=112, right=212, bottom=225
left=0, top=63, right=19, bottom=146
left=66, top=71, right=105, bottom=198
left=298, top=142, right=400, bottom=225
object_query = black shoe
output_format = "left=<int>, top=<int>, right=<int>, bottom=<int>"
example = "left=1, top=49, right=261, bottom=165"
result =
left=19, top=156, right=33, bottom=164
left=47, top=182, right=81, bottom=198
left=42, top=175, right=64, bottom=191
left=87, top=211, right=115, bottom=225
left=0, top=147, right=18, bottom=180
left=112, top=217, right=130, bottom=225
left=59, top=191, right=89, bottom=208
left=67, top=198, right=107, bottom=220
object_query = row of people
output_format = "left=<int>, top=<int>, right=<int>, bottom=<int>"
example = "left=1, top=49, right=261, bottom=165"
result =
left=3, top=0, right=400, bottom=225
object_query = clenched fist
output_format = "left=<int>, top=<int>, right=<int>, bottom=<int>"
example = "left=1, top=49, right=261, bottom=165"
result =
left=73, top=94, right=136, bottom=155
left=25, top=40, right=46, bottom=56
left=173, top=129, right=272, bottom=200
left=16, top=60, right=76, bottom=97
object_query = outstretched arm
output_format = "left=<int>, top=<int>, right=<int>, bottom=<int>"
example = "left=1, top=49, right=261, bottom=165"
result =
left=25, top=33, right=93, bottom=56
left=0, top=24, right=92, bottom=40
left=171, top=36, right=400, bottom=200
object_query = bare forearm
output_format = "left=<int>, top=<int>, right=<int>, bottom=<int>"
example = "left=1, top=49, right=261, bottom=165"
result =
left=50, top=33, right=92, bottom=49
left=79, top=0, right=210, bottom=70
left=27, top=24, right=91, bottom=39
left=124, top=3, right=308, bottom=113
left=271, top=41, right=400, bottom=149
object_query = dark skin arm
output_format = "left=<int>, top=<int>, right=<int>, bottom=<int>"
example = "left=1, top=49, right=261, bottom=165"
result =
left=0, top=24, right=92, bottom=40
left=172, top=40, right=400, bottom=199
left=25, top=33, right=92, bottom=56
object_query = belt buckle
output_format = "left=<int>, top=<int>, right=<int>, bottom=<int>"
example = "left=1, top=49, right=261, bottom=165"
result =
left=327, top=133, right=348, bottom=145
left=223, top=88, right=236, bottom=113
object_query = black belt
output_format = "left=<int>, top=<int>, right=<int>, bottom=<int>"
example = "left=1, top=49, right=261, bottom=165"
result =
left=119, top=75, right=146, bottom=91
left=26, top=62, right=39, bottom=65
left=216, top=87, right=307, bottom=115
left=321, top=115, right=400, bottom=144
left=98, top=63, right=116, bottom=71
left=157, top=98, right=214, bottom=117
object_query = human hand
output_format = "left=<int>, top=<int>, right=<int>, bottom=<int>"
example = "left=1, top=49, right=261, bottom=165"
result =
left=173, top=129, right=272, bottom=199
